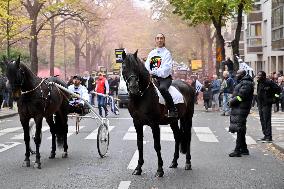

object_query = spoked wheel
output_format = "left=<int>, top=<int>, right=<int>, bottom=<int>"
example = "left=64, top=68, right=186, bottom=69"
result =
left=97, top=123, right=109, bottom=158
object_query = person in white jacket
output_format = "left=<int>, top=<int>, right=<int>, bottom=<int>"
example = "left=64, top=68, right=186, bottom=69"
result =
left=145, top=33, right=177, bottom=118
left=68, top=75, right=89, bottom=114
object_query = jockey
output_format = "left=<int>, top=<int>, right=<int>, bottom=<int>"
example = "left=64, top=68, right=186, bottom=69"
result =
left=68, top=75, right=89, bottom=114
left=145, top=33, right=178, bottom=118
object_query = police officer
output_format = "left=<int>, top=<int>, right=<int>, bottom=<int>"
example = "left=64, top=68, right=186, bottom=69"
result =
left=228, top=70, right=254, bottom=157
left=257, top=71, right=281, bottom=142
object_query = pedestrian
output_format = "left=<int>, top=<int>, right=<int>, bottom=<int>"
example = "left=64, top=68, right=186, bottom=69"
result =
left=95, top=73, right=109, bottom=117
left=201, top=79, right=212, bottom=111
left=257, top=71, right=281, bottom=142
left=0, top=75, right=6, bottom=110
left=144, top=33, right=178, bottom=117
left=82, top=71, right=95, bottom=106
left=221, top=71, right=234, bottom=116
left=280, top=77, right=284, bottom=112
left=211, top=74, right=221, bottom=111
left=228, top=70, right=254, bottom=157
left=252, top=76, right=258, bottom=108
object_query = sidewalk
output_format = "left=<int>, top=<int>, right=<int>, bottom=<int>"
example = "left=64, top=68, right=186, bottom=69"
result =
left=0, top=107, right=18, bottom=119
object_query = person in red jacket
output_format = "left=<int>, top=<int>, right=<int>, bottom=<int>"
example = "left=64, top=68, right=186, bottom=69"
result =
left=95, top=73, right=109, bottom=117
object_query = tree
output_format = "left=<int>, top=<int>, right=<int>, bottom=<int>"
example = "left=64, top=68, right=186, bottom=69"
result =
left=170, top=0, right=253, bottom=74
left=0, top=0, right=30, bottom=58
left=21, top=0, right=81, bottom=74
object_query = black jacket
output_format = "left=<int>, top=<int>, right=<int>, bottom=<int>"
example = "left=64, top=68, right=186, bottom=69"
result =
left=257, top=79, right=281, bottom=106
left=82, top=77, right=95, bottom=92
left=230, top=75, right=254, bottom=115
left=229, top=75, right=254, bottom=133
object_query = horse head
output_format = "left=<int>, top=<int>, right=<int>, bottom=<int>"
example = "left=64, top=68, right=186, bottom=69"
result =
left=122, top=50, right=149, bottom=96
left=3, top=56, right=24, bottom=99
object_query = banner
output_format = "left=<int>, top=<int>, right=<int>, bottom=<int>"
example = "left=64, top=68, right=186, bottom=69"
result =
left=115, top=49, right=124, bottom=63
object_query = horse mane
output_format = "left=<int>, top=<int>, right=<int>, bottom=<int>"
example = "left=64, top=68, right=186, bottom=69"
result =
left=18, top=62, right=38, bottom=79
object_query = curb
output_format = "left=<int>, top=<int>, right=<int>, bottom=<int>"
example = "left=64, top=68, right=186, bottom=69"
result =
left=272, top=142, right=284, bottom=154
left=0, top=113, right=18, bottom=119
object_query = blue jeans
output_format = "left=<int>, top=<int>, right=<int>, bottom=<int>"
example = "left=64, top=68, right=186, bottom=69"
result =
left=223, top=93, right=232, bottom=113
left=97, top=95, right=108, bottom=116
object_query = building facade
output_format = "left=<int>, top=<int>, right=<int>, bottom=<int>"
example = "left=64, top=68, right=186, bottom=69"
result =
left=245, top=0, right=284, bottom=74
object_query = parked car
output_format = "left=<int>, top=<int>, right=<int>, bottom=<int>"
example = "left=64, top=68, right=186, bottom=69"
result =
left=118, top=73, right=129, bottom=108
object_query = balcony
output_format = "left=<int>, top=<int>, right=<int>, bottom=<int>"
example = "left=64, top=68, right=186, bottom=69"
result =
left=247, top=12, right=262, bottom=22
left=247, top=37, right=263, bottom=53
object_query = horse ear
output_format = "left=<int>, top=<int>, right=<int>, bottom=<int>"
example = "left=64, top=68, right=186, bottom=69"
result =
left=134, top=49, right=138, bottom=59
left=15, top=55, right=20, bottom=68
left=122, top=50, right=126, bottom=60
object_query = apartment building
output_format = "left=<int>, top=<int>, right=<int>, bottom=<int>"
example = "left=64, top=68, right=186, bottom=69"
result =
left=245, top=0, right=284, bottom=74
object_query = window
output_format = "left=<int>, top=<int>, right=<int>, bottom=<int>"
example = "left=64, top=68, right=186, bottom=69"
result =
left=252, top=4, right=261, bottom=11
left=247, top=38, right=262, bottom=46
left=248, top=23, right=262, bottom=37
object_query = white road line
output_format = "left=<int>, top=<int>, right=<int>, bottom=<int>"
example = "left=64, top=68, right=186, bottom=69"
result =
left=118, top=181, right=131, bottom=189
left=128, top=150, right=138, bottom=170
left=123, top=127, right=146, bottom=141
left=47, top=126, right=85, bottom=139
left=161, top=133, right=175, bottom=141
left=276, top=127, right=284, bottom=131
left=0, top=142, right=21, bottom=152
left=193, top=127, right=219, bottom=142
left=0, top=127, right=22, bottom=137
left=85, top=126, right=115, bottom=139
left=225, top=127, right=257, bottom=145
left=107, top=118, right=133, bottom=120
left=11, top=126, right=49, bottom=140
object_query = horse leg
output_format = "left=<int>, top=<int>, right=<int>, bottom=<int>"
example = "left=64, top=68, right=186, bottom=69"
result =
left=151, top=125, right=164, bottom=177
left=132, top=124, right=144, bottom=175
left=58, top=107, right=69, bottom=158
left=46, top=116, right=56, bottom=159
left=185, top=118, right=192, bottom=170
left=20, top=117, right=31, bottom=167
left=33, top=117, right=43, bottom=169
left=169, top=120, right=180, bottom=168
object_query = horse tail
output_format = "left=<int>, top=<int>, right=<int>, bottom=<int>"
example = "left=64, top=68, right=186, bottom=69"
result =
left=55, top=100, right=69, bottom=148
left=180, top=84, right=195, bottom=154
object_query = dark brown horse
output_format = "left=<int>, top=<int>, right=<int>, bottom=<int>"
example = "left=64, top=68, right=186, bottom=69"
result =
left=122, top=51, right=195, bottom=177
left=3, top=57, right=69, bottom=169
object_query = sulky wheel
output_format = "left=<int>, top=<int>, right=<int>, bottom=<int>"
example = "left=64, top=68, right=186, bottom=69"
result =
left=97, top=123, right=109, bottom=158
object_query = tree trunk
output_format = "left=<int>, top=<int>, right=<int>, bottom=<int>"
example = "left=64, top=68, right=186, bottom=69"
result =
left=215, top=27, right=226, bottom=77
left=30, top=18, right=38, bottom=74
left=75, top=43, right=80, bottom=75
left=207, top=38, right=214, bottom=75
left=231, top=2, right=244, bottom=72
left=200, top=38, right=205, bottom=74
left=86, top=41, right=91, bottom=71
left=50, top=17, right=55, bottom=76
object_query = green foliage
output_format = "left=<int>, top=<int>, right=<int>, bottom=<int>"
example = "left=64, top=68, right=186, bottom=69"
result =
left=0, top=48, right=30, bottom=74
left=170, top=0, right=253, bottom=26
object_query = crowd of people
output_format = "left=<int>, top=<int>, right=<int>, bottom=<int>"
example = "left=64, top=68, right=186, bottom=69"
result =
left=67, top=71, right=120, bottom=117
left=194, top=69, right=283, bottom=157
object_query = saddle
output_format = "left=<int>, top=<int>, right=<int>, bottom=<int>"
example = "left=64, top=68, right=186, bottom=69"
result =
left=152, top=79, right=184, bottom=105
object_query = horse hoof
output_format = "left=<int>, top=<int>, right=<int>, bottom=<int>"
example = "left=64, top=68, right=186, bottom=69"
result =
left=185, top=163, right=192, bottom=170
left=169, top=162, right=178, bottom=168
left=155, top=170, right=164, bottom=177
left=62, top=152, right=68, bottom=158
left=34, top=162, right=41, bottom=169
left=22, top=160, right=30, bottom=167
left=49, top=153, right=56, bottom=159
left=132, top=169, right=142, bottom=175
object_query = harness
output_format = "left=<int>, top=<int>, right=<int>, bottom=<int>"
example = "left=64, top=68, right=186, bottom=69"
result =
left=125, top=74, right=151, bottom=97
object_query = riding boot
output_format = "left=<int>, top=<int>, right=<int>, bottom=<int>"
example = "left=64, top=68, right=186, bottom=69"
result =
left=161, top=90, right=178, bottom=118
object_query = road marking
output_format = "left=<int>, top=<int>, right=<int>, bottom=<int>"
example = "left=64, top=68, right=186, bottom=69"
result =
left=11, top=126, right=49, bottom=140
left=276, top=127, right=284, bottom=131
left=160, top=126, right=174, bottom=141
left=0, top=127, right=22, bottom=137
left=0, top=120, right=12, bottom=124
left=123, top=126, right=146, bottom=141
left=225, top=128, right=256, bottom=145
left=193, top=127, right=218, bottom=142
left=107, top=118, right=133, bottom=120
left=118, top=181, right=131, bottom=189
left=128, top=150, right=138, bottom=170
left=85, top=126, right=115, bottom=139
left=0, top=142, right=21, bottom=152
left=47, top=126, right=85, bottom=139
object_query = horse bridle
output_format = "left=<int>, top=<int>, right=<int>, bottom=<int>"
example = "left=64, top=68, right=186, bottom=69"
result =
left=125, top=74, right=151, bottom=97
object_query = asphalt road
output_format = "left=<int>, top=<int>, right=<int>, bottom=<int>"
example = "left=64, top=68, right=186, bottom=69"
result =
left=0, top=107, right=283, bottom=189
